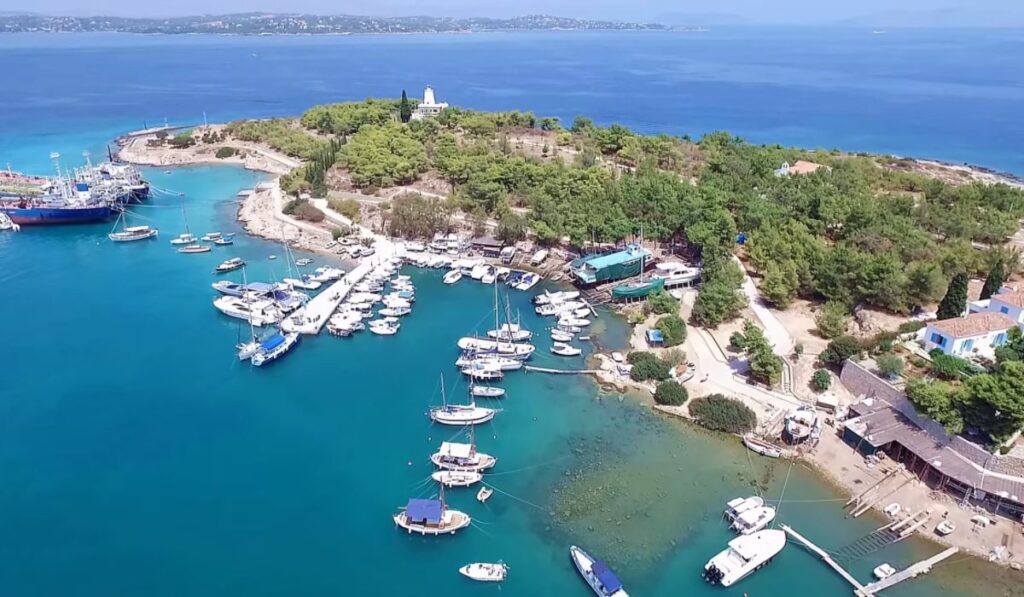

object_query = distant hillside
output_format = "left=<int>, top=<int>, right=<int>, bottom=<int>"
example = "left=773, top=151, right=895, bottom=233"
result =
left=0, top=13, right=667, bottom=35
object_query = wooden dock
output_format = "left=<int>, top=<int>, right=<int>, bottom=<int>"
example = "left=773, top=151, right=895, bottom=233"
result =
left=780, top=524, right=868, bottom=594
left=524, top=365, right=600, bottom=375
left=860, top=547, right=959, bottom=594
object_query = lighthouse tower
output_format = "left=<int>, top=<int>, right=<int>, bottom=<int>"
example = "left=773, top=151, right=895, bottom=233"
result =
left=412, top=85, right=449, bottom=120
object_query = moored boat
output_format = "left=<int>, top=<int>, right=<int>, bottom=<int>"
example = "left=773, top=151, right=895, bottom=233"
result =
left=457, top=336, right=535, bottom=360
left=487, top=323, right=532, bottom=342
left=393, top=492, right=471, bottom=536
left=213, top=296, right=283, bottom=327
left=570, top=546, right=629, bottom=597
left=215, top=257, right=245, bottom=273
left=702, top=529, right=786, bottom=587
left=170, top=233, right=197, bottom=245
left=476, top=486, right=494, bottom=503
left=725, top=496, right=776, bottom=535
left=178, top=243, right=211, bottom=254
left=443, top=270, right=463, bottom=285
left=109, top=224, right=158, bottom=242
left=742, top=434, right=783, bottom=459
left=459, top=562, right=508, bottom=583
left=551, top=342, right=582, bottom=357
left=432, top=470, right=483, bottom=487
left=470, top=384, right=506, bottom=398
left=251, top=330, right=300, bottom=367
left=431, top=437, right=496, bottom=472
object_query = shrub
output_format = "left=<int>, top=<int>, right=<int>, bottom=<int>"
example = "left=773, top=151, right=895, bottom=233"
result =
left=812, top=369, right=831, bottom=392
left=821, top=335, right=862, bottom=366
left=655, top=314, right=687, bottom=348
left=647, top=289, right=679, bottom=315
left=689, top=394, right=757, bottom=434
left=794, top=342, right=805, bottom=357
left=331, top=226, right=349, bottom=240
left=654, top=381, right=688, bottom=406
left=328, top=197, right=362, bottom=222
left=167, top=131, right=195, bottom=148
left=911, top=356, right=928, bottom=368
left=815, top=301, right=849, bottom=339
left=729, top=331, right=748, bottom=351
left=897, top=320, right=926, bottom=334
left=283, top=199, right=325, bottom=223
left=929, top=351, right=975, bottom=380
left=878, top=338, right=894, bottom=353
left=627, top=352, right=672, bottom=382
left=662, top=348, right=687, bottom=367
left=215, top=146, right=237, bottom=159
left=876, top=355, right=904, bottom=379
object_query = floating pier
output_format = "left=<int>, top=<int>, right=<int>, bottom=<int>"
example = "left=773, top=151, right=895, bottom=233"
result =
left=780, top=524, right=867, bottom=594
left=524, top=366, right=600, bottom=375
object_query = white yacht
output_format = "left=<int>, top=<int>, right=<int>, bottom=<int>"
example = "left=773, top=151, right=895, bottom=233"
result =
left=515, top=272, right=541, bottom=291
left=369, top=317, right=401, bottom=336
left=570, top=546, right=628, bottom=597
left=558, top=316, right=591, bottom=328
left=429, top=402, right=497, bottom=426
left=703, top=529, right=787, bottom=587
left=461, top=363, right=504, bottom=382
left=431, top=440, right=497, bottom=472
left=724, top=496, right=777, bottom=535
left=284, top=275, right=322, bottom=291
left=551, top=343, right=582, bottom=357
left=327, top=312, right=365, bottom=337
left=536, top=300, right=585, bottom=316
left=380, top=306, right=412, bottom=317
left=533, top=290, right=579, bottom=305
left=459, top=562, right=508, bottom=583
left=551, top=329, right=574, bottom=343
left=455, top=354, right=522, bottom=371
left=310, top=266, right=344, bottom=282
left=470, top=384, right=506, bottom=398
left=431, top=470, right=483, bottom=487
left=457, top=337, right=535, bottom=360
left=443, top=270, right=463, bottom=285
left=486, top=323, right=532, bottom=342
left=169, top=233, right=197, bottom=245
left=213, top=296, right=283, bottom=327
left=651, top=261, right=701, bottom=287
left=251, top=331, right=300, bottom=367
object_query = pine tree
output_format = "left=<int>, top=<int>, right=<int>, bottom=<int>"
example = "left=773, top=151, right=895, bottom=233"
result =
left=937, top=272, right=969, bottom=320
left=399, top=90, right=412, bottom=123
left=981, top=257, right=1006, bottom=300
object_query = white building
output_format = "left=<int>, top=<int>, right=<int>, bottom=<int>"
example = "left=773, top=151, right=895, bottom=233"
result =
left=923, top=311, right=1016, bottom=357
left=410, top=86, right=448, bottom=121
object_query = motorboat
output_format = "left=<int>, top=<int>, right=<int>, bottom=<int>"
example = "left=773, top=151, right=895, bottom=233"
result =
left=431, top=470, right=483, bottom=487
left=382, top=297, right=411, bottom=310
left=461, top=365, right=503, bottom=382
left=429, top=401, right=497, bottom=426
left=480, top=267, right=497, bottom=285
left=214, top=257, right=245, bottom=273
left=725, top=496, right=776, bottom=535
left=431, top=438, right=496, bottom=472
left=533, top=290, right=579, bottom=305
left=444, top=270, right=463, bottom=284
left=284, top=275, right=322, bottom=291
left=703, top=529, right=787, bottom=587
left=935, top=520, right=956, bottom=536
left=237, top=338, right=261, bottom=361
left=295, top=257, right=313, bottom=267
left=213, top=296, right=283, bottom=327
left=557, top=323, right=582, bottom=334
left=380, top=306, right=412, bottom=317
left=536, top=301, right=585, bottom=316
left=457, top=336, right=535, bottom=360
left=873, top=563, right=896, bottom=580
left=551, top=330, right=574, bottom=343
left=459, top=562, right=507, bottom=583
left=470, top=263, right=490, bottom=280
left=354, top=281, right=383, bottom=293
left=251, top=330, right=300, bottom=367
left=327, top=313, right=365, bottom=337
left=487, top=323, right=532, bottom=342
left=201, top=232, right=223, bottom=242
left=169, top=233, right=197, bottom=245
left=515, top=272, right=541, bottom=291
left=742, top=434, right=783, bottom=459
left=455, top=354, right=522, bottom=371
left=369, top=317, right=401, bottom=336
left=311, top=266, right=344, bottom=282
left=0, top=212, right=19, bottom=231
left=471, top=385, right=506, bottom=399
left=551, top=343, right=582, bottom=357
left=109, top=224, right=158, bottom=242
left=530, top=248, right=549, bottom=265
left=883, top=503, right=901, bottom=518
left=393, top=493, right=471, bottom=536
left=570, top=546, right=628, bottom=597
left=558, top=316, right=591, bottom=328
left=213, top=237, right=233, bottom=246
left=477, top=486, right=494, bottom=503
left=783, top=405, right=818, bottom=444
left=178, top=243, right=211, bottom=254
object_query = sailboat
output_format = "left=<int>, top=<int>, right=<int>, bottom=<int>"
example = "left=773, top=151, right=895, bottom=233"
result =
left=236, top=268, right=261, bottom=361
left=280, top=227, right=321, bottom=289
left=108, top=209, right=158, bottom=242
left=431, top=427, right=497, bottom=471
left=470, top=378, right=505, bottom=398
left=431, top=469, right=483, bottom=487
left=457, top=282, right=535, bottom=359
left=611, top=225, right=661, bottom=300
left=392, top=484, right=471, bottom=536
left=251, top=329, right=300, bottom=367
left=428, top=373, right=498, bottom=426
left=176, top=204, right=210, bottom=254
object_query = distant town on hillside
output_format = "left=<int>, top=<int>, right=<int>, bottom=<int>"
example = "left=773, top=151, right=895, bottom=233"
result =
left=0, top=13, right=669, bottom=35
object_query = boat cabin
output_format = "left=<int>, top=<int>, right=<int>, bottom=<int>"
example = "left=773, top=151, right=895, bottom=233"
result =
left=404, top=498, right=444, bottom=528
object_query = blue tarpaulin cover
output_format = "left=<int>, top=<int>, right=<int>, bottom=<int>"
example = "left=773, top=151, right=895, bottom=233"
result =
left=261, top=334, right=285, bottom=351
left=592, top=560, right=623, bottom=593
left=406, top=499, right=442, bottom=523
left=646, top=329, right=664, bottom=343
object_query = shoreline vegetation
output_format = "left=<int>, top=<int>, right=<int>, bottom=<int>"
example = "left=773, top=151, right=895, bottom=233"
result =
left=118, top=97, right=1024, bottom=572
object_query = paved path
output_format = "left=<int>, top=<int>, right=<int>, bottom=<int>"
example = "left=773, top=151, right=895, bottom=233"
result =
left=735, top=256, right=796, bottom=356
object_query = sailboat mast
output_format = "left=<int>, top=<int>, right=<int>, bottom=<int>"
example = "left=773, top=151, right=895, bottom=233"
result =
left=439, top=372, right=447, bottom=408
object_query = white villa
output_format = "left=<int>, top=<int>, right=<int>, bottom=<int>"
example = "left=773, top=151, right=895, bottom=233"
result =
left=410, top=86, right=448, bottom=121
left=925, top=286, right=1023, bottom=357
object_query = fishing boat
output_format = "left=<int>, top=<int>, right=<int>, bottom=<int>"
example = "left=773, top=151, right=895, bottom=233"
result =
left=783, top=405, right=818, bottom=444
left=251, top=330, right=300, bottom=367
left=551, top=342, right=582, bottom=357
left=213, top=296, right=283, bottom=327
left=725, top=496, right=776, bottom=535
left=487, top=323, right=532, bottom=342
left=702, top=529, right=787, bottom=587
left=213, top=237, right=233, bottom=246
left=570, top=546, right=629, bottom=597
left=470, top=263, right=490, bottom=280
left=369, top=317, right=401, bottom=336
left=443, top=270, right=462, bottom=285
left=429, top=374, right=498, bottom=426
left=431, top=470, right=483, bottom=487
left=459, top=562, right=508, bottom=583
left=431, top=433, right=497, bottom=472
left=742, top=434, right=783, bottom=459
left=393, top=490, right=471, bottom=536
left=476, top=486, right=494, bottom=503
left=201, top=232, right=223, bottom=242
left=214, top=258, right=245, bottom=274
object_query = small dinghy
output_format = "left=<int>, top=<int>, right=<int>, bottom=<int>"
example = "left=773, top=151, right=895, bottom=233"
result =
left=459, top=562, right=508, bottom=583
left=471, top=385, right=506, bottom=398
left=551, top=330, right=574, bottom=342
left=551, top=342, right=582, bottom=357
left=432, top=470, right=483, bottom=487
left=443, top=270, right=462, bottom=285
left=201, top=232, right=223, bottom=242
left=215, top=257, right=245, bottom=273
left=213, top=237, right=234, bottom=246
left=178, top=243, right=211, bottom=254
left=477, top=486, right=494, bottom=503
left=295, top=258, right=313, bottom=267
left=742, top=434, right=782, bottom=459
left=873, top=563, right=896, bottom=580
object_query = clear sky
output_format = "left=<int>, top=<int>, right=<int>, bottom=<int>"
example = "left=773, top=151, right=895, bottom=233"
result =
left=6, top=0, right=1024, bottom=26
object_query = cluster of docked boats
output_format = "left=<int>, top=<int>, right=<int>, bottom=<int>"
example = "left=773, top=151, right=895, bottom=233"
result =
left=534, top=290, right=591, bottom=357
left=701, top=496, right=785, bottom=587
left=401, top=238, right=544, bottom=292
left=327, top=258, right=412, bottom=338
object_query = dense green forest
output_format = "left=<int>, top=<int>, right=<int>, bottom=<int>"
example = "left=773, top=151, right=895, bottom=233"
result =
left=223, top=99, right=1024, bottom=324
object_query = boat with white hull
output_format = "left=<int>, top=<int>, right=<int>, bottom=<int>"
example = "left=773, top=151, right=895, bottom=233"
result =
left=551, top=342, right=582, bottom=357
left=534, top=290, right=579, bottom=305
left=284, top=275, right=322, bottom=291
left=487, top=323, right=532, bottom=342
left=393, top=492, right=471, bottom=536
left=431, top=470, right=483, bottom=487
left=213, top=296, right=283, bottom=327
left=570, top=546, right=629, bottom=597
left=431, top=437, right=496, bottom=472
left=459, top=562, right=508, bottom=583
left=429, top=374, right=498, bottom=426
left=703, top=529, right=786, bottom=587
left=742, top=434, right=782, bottom=458
left=443, top=270, right=462, bottom=284
left=725, top=496, right=777, bottom=535
left=455, top=354, right=522, bottom=371
left=251, top=330, right=300, bottom=367
left=457, top=337, right=535, bottom=359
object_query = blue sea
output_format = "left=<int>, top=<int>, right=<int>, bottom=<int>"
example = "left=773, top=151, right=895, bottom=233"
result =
left=0, top=29, right=1022, bottom=596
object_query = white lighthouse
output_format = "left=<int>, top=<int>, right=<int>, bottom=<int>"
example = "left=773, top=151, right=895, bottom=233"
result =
left=411, top=85, right=449, bottom=120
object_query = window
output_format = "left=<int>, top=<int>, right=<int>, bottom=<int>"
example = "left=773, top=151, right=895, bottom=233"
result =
left=994, top=332, right=1008, bottom=346
left=930, top=332, right=947, bottom=347
left=961, top=339, right=975, bottom=352
left=1001, top=306, right=1010, bottom=314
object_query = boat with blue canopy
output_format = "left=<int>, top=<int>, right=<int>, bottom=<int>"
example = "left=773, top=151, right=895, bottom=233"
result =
left=393, top=487, right=471, bottom=536
left=570, top=546, right=629, bottom=597
left=251, top=330, right=299, bottom=367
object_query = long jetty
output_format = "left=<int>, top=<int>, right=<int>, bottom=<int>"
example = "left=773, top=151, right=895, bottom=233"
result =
left=280, top=260, right=370, bottom=335
left=780, top=524, right=868, bottom=594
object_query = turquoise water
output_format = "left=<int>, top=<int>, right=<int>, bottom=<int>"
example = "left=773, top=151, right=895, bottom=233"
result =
left=1, top=30, right=1021, bottom=596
